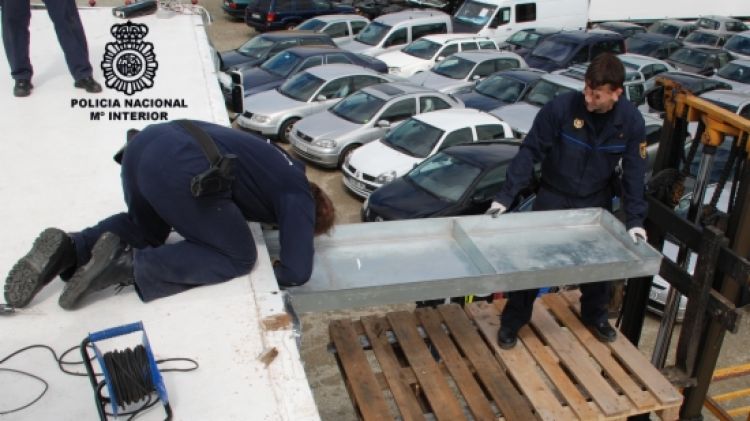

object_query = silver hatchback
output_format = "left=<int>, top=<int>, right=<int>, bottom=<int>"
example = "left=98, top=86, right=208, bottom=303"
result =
left=290, top=82, right=463, bottom=168
left=408, top=51, right=527, bottom=94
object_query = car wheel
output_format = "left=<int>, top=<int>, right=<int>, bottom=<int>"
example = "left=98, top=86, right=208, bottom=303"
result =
left=338, top=144, right=360, bottom=168
left=278, top=117, right=300, bottom=143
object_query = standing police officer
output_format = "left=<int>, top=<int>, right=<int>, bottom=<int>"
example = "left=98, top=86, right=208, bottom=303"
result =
left=4, top=121, right=335, bottom=309
left=487, top=53, right=648, bottom=349
left=1, top=0, right=102, bottom=97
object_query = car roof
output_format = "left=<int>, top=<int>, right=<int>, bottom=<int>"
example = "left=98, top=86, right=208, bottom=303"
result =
left=363, top=81, right=435, bottom=98
left=450, top=50, right=523, bottom=62
left=679, top=45, right=726, bottom=53
left=260, top=30, right=331, bottom=40
left=518, top=27, right=561, bottom=35
left=540, top=72, right=584, bottom=90
left=700, top=89, right=750, bottom=108
left=699, top=15, right=741, bottom=23
left=730, top=58, right=750, bottom=67
left=308, top=14, right=369, bottom=23
left=494, top=68, right=546, bottom=82
left=305, top=63, right=380, bottom=79
left=413, top=108, right=501, bottom=130
left=551, top=30, right=624, bottom=42
left=618, top=53, right=669, bottom=67
left=420, top=33, right=494, bottom=44
left=373, top=9, right=448, bottom=25
left=629, top=32, right=678, bottom=43
left=556, top=63, right=644, bottom=83
left=657, top=71, right=733, bottom=93
left=282, top=45, right=340, bottom=57
left=443, top=141, right=521, bottom=168
left=599, top=21, right=645, bottom=29
left=656, top=19, right=694, bottom=27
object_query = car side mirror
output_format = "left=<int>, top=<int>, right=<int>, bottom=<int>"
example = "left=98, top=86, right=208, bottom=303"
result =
left=376, top=120, right=391, bottom=128
left=471, top=74, right=481, bottom=80
left=316, top=94, right=328, bottom=101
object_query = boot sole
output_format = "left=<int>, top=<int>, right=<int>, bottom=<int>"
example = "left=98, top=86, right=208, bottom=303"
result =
left=4, top=228, right=68, bottom=307
left=59, top=233, right=120, bottom=310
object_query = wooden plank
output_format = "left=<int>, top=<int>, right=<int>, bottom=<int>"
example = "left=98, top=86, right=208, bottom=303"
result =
left=437, top=304, right=536, bottom=421
left=468, top=301, right=601, bottom=421
left=542, top=294, right=659, bottom=411
left=560, top=291, right=683, bottom=406
left=415, top=307, right=497, bottom=421
left=466, top=302, right=571, bottom=421
left=530, top=300, right=631, bottom=417
left=330, top=319, right=393, bottom=421
left=361, top=316, right=426, bottom=421
left=386, top=311, right=467, bottom=421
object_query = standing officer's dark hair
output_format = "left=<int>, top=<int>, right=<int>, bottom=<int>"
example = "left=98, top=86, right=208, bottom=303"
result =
left=585, top=53, right=625, bottom=90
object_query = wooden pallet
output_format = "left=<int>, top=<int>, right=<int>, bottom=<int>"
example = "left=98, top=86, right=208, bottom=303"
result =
left=329, top=291, right=683, bottom=421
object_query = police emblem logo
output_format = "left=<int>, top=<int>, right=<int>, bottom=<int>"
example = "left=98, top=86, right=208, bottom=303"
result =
left=101, top=21, right=158, bottom=95
left=573, top=118, right=584, bottom=129
left=640, top=141, right=647, bottom=159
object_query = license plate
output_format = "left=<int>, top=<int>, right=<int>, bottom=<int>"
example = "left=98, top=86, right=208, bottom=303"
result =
left=252, top=13, right=261, bottom=19
left=349, top=177, right=365, bottom=191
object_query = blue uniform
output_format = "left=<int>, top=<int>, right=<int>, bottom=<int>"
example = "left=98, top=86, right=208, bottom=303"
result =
left=1, top=0, right=94, bottom=81
left=69, top=121, right=315, bottom=302
left=494, top=91, right=647, bottom=330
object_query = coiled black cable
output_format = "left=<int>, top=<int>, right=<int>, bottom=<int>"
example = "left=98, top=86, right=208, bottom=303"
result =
left=102, top=345, right=154, bottom=408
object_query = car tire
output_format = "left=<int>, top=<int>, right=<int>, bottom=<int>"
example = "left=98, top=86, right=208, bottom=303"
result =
left=278, top=117, right=300, bottom=143
left=338, top=144, right=360, bottom=168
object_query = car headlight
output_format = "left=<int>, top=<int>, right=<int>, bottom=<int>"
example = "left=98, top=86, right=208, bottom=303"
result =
left=313, top=138, right=336, bottom=148
left=388, top=67, right=401, bottom=74
left=375, top=170, right=396, bottom=184
left=251, top=114, right=270, bottom=123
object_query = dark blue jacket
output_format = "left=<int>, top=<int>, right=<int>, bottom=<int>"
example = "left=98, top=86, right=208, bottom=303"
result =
left=495, top=91, right=648, bottom=229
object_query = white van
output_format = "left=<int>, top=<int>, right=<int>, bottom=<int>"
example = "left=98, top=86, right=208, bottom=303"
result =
left=452, top=0, right=587, bottom=44
left=340, top=10, right=453, bottom=57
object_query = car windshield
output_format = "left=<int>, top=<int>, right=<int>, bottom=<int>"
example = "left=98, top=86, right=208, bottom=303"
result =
left=407, top=153, right=481, bottom=201
left=725, top=35, right=750, bottom=56
left=697, top=18, right=720, bottom=30
left=620, top=60, right=640, bottom=71
left=355, top=22, right=391, bottom=46
left=475, top=74, right=526, bottom=102
left=626, top=36, right=659, bottom=55
left=669, top=48, right=709, bottom=68
left=726, top=21, right=748, bottom=32
left=531, top=39, right=578, bottom=63
left=296, top=19, right=326, bottom=31
left=279, top=72, right=325, bottom=101
left=403, top=39, right=442, bottom=60
left=432, top=56, right=475, bottom=79
left=650, top=22, right=680, bottom=37
left=330, top=91, right=386, bottom=123
left=454, top=0, right=497, bottom=26
left=260, top=51, right=302, bottom=77
left=507, top=30, right=544, bottom=49
left=237, top=36, right=274, bottom=59
left=717, top=62, right=750, bottom=83
left=685, top=32, right=719, bottom=46
left=382, top=118, right=445, bottom=158
left=524, top=79, right=575, bottom=107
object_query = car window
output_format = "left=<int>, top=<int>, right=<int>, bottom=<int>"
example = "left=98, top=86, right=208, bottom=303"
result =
left=478, top=40, right=497, bottom=50
left=299, top=56, right=323, bottom=71
left=473, top=164, right=508, bottom=199
left=379, top=98, right=416, bottom=122
left=318, top=77, right=351, bottom=99
left=471, top=60, right=495, bottom=78
left=461, top=42, right=479, bottom=51
left=653, top=64, right=668, bottom=76
left=476, top=124, right=507, bottom=140
left=514, top=3, right=536, bottom=23
left=351, top=20, right=367, bottom=34
left=438, top=44, right=458, bottom=59
left=384, top=28, right=408, bottom=47
left=570, top=46, right=588, bottom=64
left=640, top=64, right=654, bottom=79
left=740, top=105, right=750, bottom=119
left=326, top=53, right=353, bottom=64
left=419, top=96, right=451, bottom=112
left=270, top=39, right=298, bottom=54
left=440, top=127, right=473, bottom=150
left=412, top=23, right=448, bottom=40
left=325, top=22, right=348, bottom=38
left=490, top=7, right=511, bottom=28
left=591, top=40, right=623, bottom=58
left=352, top=75, right=386, bottom=90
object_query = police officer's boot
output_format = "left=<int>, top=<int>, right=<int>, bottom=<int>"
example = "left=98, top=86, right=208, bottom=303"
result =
left=4, top=228, right=76, bottom=308
left=59, top=233, right=134, bottom=310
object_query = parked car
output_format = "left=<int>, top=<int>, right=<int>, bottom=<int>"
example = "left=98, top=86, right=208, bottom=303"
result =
left=711, top=59, right=750, bottom=92
left=352, top=0, right=405, bottom=21
left=222, top=0, right=250, bottom=19
left=682, top=29, right=732, bottom=48
left=695, top=15, right=749, bottom=33
left=408, top=50, right=527, bottom=94
left=290, top=82, right=462, bottom=167
left=339, top=10, right=452, bottom=57
left=361, top=141, right=531, bottom=221
left=342, top=108, right=512, bottom=197
left=618, top=53, right=675, bottom=91
left=666, top=45, right=734, bottom=76
left=523, top=30, right=625, bottom=72
left=645, top=71, right=734, bottom=113
left=724, top=30, right=750, bottom=60
left=648, top=19, right=697, bottom=40
left=237, top=64, right=394, bottom=141
left=499, top=27, right=561, bottom=56
left=625, top=33, right=683, bottom=60
left=594, top=21, right=647, bottom=38
left=226, top=46, right=387, bottom=101
left=244, top=0, right=355, bottom=32
left=699, top=89, right=750, bottom=119
left=295, top=14, right=370, bottom=45
left=378, top=34, right=498, bottom=78
left=455, top=68, right=545, bottom=111
left=217, top=31, right=335, bottom=72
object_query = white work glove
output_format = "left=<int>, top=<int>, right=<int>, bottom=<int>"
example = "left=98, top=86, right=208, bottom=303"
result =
left=628, top=227, right=647, bottom=244
left=485, top=201, right=507, bottom=218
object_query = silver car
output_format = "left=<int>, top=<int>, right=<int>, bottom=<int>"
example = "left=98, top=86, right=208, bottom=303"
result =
left=408, top=51, right=527, bottom=94
left=711, top=59, right=750, bottom=93
left=237, top=64, right=393, bottom=141
left=295, top=14, right=370, bottom=46
left=290, top=82, right=463, bottom=168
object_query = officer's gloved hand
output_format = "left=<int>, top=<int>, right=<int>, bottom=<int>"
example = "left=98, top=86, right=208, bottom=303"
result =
left=628, top=227, right=647, bottom=244
left=485, top=201, right=507, bottom=218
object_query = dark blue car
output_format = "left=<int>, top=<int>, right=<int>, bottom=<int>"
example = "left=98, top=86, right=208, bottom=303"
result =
left=245, top=0, right=355, bottom=32
left=523, top=31, right=625, bottom=72
left=218, top=31, right=335, bottom=72
left=626, top=33, right=683, bottom=60
left=362, top=141, right=535, bottom=221
left=454, top=68, right=545, bottom=111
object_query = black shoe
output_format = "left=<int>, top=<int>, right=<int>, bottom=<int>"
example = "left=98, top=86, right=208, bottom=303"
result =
left=74, top=77, right=102, bottom=93
left=13, top=79, right=33, bottom=97
left=59, top=233, right=133, bottom=310
left=497, top=326, right=518, bottom=350
left=4, top=228, right=76, bottom=308
left=586, top=321, right=617, bottom=343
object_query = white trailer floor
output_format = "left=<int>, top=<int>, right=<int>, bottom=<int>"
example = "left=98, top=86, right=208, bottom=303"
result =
left=0, top=8, right=318, bottom=420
